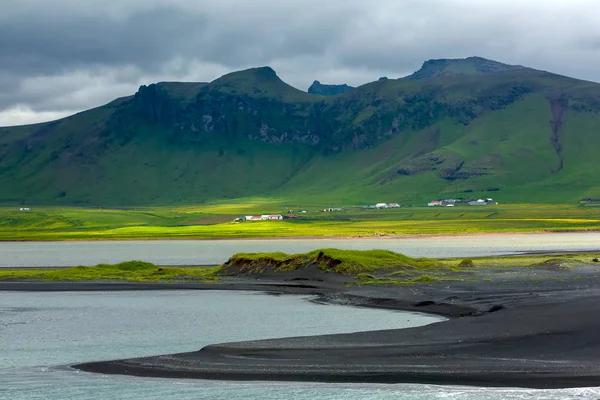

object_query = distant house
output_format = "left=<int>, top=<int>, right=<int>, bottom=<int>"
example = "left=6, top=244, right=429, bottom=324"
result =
left=261, top=214, right=283, bottom=220
left=466, top=198, right=498, bottom=206
left=468, top=199, right=488, bottom=206
left=427, top=200, right=443, bottom=207
left=19, top=207, right=31, bottom=212
left=387, top=203, right=400, bottom=208
left=581, top=198, right=600, bottom=204
left=375, top=203, right=388, bottom=209
left=244, top=215, right=263, bottom=221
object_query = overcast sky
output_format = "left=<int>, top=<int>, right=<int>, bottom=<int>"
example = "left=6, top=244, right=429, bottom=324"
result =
left=1, top=0, right=599, bottom=126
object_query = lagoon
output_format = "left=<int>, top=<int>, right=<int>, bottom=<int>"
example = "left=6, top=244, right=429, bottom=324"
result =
left=1, top=232, right=600, bottom=268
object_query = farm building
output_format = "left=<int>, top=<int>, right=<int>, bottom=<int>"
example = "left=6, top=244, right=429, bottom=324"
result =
left=468, top=199, right=487, bottom=206
left=261, top=214, right=283, bottom=220
left=427, top=200, right=444, bottom=207
left=468, top=198, right=497, bottom=206
left=375, top=203, right=388, bottom=209
left=242, top=214, right=283, bottom=221
left=387, top=203, right=400, bottom=208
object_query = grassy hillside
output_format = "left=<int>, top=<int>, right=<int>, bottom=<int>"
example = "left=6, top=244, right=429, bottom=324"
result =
left=2, top=57, right=600, bottom=205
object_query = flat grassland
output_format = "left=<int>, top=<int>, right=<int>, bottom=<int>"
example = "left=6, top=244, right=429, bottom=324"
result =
left=1, top=201, right=600, bottom=241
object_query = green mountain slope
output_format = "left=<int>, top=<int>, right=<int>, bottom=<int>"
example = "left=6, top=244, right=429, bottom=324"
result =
left=2, top=57, right=600, bottom=205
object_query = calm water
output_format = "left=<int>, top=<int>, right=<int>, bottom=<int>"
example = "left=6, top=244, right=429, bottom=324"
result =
left=1, top=291, right=598, bottom=400
left=2, top=232, right=600, bottom=267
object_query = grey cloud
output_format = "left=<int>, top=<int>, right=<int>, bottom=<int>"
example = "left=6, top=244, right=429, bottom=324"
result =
left=0, top=6, right=209, bottom=77
left=2, top=0, right=600, bottom=126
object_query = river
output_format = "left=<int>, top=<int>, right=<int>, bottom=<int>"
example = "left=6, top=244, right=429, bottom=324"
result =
left=2, top=232, right=600, bottom=268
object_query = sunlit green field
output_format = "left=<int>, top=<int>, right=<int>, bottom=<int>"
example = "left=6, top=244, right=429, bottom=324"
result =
left=1, top=201, right=599, bottom=241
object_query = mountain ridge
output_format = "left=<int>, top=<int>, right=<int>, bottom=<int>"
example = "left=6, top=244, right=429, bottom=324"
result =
left=2, top=57, right=600, bottom=205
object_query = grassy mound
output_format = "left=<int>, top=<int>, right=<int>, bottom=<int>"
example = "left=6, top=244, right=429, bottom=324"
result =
left=220, top=248, right=441, bottom=276
left=0, top=261, right=219, bottom=282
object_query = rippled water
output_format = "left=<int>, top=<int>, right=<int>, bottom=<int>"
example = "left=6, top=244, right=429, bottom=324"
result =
left=2, top=232, right=600, bottom=267
left=1, top=290, right=598, bottom=399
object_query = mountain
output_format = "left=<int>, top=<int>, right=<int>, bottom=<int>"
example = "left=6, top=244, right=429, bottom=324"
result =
left=2, top=57, right=600, bottom=206
left=307, top=80, right=356, bottom=95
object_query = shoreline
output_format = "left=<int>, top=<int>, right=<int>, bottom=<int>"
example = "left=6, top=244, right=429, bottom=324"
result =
left=5, top=261, right=600, bottom=389
left=0, top=280, right=470, bottom=319
left=3, top=229, right=600, bottom=243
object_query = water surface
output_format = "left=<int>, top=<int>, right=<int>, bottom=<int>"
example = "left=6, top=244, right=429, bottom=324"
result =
left=1, top=290, right=598, bottom=399
left=2, top=232, right=600, bottom=268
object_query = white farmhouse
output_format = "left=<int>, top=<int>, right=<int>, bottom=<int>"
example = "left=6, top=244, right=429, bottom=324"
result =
left=261, top=214, right=283, bottom=220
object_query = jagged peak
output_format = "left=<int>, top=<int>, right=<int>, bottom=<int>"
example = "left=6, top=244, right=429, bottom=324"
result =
left=133, top=81, right=209, bottom=101
left=212, top=66, right=280, bottom=84
left=307, top=80, right=355, bottom=96
left=208, top=66, right=307, bottom=99
left=408, top=56, right=526, bottom=80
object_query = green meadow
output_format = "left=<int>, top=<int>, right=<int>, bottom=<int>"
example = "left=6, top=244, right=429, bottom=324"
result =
left=1, top=201, right=599, bottom=241
left=0, top=260, right=219, bottom=282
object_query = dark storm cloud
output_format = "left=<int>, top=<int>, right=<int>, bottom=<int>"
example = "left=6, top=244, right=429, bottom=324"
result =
left=2, top=0, right=600, bottom=126
left=0, top=6, right=209, bottom=77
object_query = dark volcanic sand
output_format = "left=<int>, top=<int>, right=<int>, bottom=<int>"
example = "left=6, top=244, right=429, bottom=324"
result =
left=5, top=263, right=600, bottom=389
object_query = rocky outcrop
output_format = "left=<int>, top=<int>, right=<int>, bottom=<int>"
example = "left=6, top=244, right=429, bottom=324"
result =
left=307, top=81, right=355, bottom=96
left=397, top=154, right=446, bottom=175
left=396, top=152, right=501, bottom=180
left=440, top=154, right=502, bottom=180
left=408, top=57, right=525, bottom=80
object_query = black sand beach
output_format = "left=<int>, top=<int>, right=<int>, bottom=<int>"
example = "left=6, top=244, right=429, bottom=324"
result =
left=4, top=263, right=600, bottom=389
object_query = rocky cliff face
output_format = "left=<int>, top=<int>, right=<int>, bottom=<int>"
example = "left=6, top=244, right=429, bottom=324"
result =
left=107, top=63, right=600, bottom=156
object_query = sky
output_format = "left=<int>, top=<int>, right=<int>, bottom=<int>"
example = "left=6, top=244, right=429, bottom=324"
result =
left=1, top=0, right=600, bottom=126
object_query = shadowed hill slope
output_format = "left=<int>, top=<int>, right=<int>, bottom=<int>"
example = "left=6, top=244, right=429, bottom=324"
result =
left=2, top=57, right=600, bottom=205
